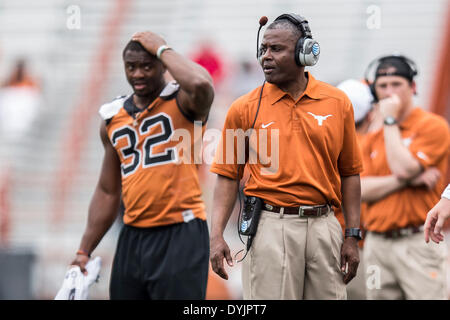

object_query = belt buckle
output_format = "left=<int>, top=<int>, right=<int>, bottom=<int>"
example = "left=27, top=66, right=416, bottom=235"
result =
left=400, top=228, right=409, bottom=236
left=392, top=230, right=401, bottom=238
left=298, top=205, right=314, bottom=217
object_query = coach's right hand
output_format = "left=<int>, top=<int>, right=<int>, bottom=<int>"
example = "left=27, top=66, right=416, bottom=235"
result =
left=70, top=254, right=90, bottom=275
left=210, top=235, right=233, bottom=280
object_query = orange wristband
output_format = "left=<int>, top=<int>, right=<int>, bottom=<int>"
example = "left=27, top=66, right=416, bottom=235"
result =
left=76, top=249, right=91, bottom=258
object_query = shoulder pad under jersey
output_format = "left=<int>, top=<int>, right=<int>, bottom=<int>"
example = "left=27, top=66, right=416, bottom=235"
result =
left=160, top=81, right=180, bottom=99
left=98, top=95, right=129, bottom=120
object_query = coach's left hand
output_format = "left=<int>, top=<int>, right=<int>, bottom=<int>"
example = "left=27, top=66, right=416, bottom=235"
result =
left=340, top=237, right=360, bottom=284
left=132, top=31, right=167, bottom=56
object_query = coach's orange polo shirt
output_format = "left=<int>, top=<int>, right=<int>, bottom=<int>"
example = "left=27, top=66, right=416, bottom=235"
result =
left=362, top=107, right=450, bottom=233
left=210, top=72, right=363, bottom=208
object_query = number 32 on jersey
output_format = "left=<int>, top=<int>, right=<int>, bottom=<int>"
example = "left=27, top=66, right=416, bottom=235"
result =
left=111, top=113, right=177, bottom=176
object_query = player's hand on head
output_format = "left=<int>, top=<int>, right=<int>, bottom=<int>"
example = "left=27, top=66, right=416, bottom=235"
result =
left=131, top=31, right=167, bottom=56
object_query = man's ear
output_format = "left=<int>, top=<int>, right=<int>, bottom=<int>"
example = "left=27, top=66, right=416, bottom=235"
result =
left=411, top=80, right=417, bottom=95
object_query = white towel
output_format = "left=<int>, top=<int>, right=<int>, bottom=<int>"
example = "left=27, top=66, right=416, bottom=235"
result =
left=54, top=256, right=101, bottom=300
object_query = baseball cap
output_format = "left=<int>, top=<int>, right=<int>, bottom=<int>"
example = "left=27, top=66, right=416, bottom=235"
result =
left=375, top=56, right=416, bottom=82
left=337, top=79, right=373, bottom=123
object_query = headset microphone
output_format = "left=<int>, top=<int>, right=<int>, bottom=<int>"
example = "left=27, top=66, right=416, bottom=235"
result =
left=256, top=16, right=268, bottom=61
left=235, top=15, right=268, bottom=262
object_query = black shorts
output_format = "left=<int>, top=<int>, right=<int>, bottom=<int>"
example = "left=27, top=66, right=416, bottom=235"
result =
left=109, top=218, right=209, bottom=300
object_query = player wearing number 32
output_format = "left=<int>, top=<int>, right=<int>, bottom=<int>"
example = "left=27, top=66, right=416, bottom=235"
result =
left=69, top=31, right=214, bottom=299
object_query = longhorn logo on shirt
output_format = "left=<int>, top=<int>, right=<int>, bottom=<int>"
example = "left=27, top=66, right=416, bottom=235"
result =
left=307, top=112, right=333, bottom=126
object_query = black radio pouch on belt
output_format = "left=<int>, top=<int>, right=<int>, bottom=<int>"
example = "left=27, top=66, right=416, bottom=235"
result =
left=239, top=196, right=263, bottom=237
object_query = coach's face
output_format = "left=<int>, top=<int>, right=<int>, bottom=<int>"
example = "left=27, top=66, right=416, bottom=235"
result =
left=123, top=50, right=165, bottom=97
left=375, top=72, right=415, bottom=114
left=259, top=28, right=301, bottom=85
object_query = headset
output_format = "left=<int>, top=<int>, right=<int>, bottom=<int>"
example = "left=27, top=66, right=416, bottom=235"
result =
left=364, top=54, right=418, bottom=102
left=257, top=13, right=320, bottom=67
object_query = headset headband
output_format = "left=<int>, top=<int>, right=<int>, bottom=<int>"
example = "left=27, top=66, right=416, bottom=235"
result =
left=274, top=13, right=313, bottom=39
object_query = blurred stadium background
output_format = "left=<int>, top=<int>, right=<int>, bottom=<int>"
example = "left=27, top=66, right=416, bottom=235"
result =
left=0, top=0, right=448, bottom=299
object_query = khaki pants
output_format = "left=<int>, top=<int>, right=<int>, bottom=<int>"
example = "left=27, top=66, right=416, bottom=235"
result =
left=242, top=210, right=347, bottom=300
left=363, top=231, right=447, bottom=300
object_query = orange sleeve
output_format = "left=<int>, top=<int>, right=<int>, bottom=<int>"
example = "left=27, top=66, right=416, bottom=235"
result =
left=210, top=99, right=246, bottom=180
left=338, top=99, right=364, bottom=176
left=358, top=133, right=375, bottom=177
left=408, top=117, right=450, bottom=169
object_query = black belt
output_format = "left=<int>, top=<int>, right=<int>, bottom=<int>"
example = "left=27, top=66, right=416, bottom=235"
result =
left=263, top=202, right=330, bottom=217
left=372, top=225, right=424, bottom=239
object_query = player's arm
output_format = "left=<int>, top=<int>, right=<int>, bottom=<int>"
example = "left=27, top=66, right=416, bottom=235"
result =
left=70, top=121, right=122, bottom=273
left=210, top=174, right=238, bottom=280
left=340, top=174, right=361, bottom=284
left=132, top=31, right=214, bottom=122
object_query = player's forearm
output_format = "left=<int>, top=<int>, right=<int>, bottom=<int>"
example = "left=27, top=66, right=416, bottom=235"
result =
left=341, top=174, right=361, bottom=229
left=79, top=188, right=121, bottom=254
left=383, top=125, right=422, bottom=179
left=159, top=49, right=213, bottom=100
left=361, top=175, right=407, bottom=203
left=210, top=175, right=239, bottom=239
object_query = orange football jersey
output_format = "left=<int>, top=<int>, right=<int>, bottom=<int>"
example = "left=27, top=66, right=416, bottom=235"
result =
left=99, top=82, right=206, bottom=227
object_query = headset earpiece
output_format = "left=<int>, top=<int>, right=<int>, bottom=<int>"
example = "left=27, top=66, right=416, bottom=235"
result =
left=298, top=38, right=320, bottom=66
left=369, top=82, right=378, bottom=102
left=274, top=13, right=320, bottom=67
left=258, top=54, right=264, bottom=66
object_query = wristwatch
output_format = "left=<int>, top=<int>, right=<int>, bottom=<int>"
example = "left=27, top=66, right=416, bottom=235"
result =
left=383, top=116, right=398, bottom=126
left=345, top=228, right=363, bottom=240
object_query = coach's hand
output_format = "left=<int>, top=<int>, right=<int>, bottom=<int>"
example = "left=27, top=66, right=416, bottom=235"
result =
left=409, top=167, right=441, bottom=190
left=70, top=255, right=90, bottom=276
left=131, top=31, right=167, bottom=56
left=379, top=94, right=402, bottom=119
left=340, top=237, right=359, bottom=284
left=210, top=235, right=233, bottom=280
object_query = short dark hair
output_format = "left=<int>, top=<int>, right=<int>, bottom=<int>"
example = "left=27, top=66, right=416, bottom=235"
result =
left=122, top=40, right=150, bottom=58
left=266, top=19, right=302, bottom=40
